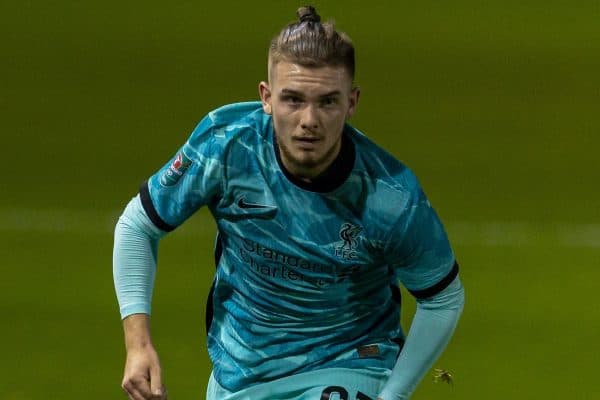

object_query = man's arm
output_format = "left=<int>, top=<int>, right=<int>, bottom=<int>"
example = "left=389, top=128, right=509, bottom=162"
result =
left=377, top=275, right=465, bottom=400
left=114, top=196, right=168, bottom=400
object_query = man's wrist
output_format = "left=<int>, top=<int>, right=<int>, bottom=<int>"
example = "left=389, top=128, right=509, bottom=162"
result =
left=123, top=313, right=153, bottom=350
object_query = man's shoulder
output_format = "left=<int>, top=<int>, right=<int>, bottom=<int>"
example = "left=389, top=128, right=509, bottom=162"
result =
left=186, top=101, right=269, bottom=152
left=206, top=101, right=267, bottom=131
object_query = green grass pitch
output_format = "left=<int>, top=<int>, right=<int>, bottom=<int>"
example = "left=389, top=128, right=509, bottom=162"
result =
left=1, top=2, right=599, bottom=398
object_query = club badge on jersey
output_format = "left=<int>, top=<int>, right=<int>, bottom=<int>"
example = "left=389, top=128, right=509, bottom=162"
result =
left=160, top=151, right=192, bottom=187
left=335, top=223, right=363, bottom=260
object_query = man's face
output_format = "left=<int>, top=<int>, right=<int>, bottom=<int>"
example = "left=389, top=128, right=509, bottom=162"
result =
left=259, top=61, right=359, bottom=181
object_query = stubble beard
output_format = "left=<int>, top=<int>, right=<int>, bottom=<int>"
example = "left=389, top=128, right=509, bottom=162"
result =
left=277, top=135, right=341, bottom=181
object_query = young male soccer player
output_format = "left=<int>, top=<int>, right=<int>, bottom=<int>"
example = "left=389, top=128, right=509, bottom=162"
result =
left=113, top=6, right=465, bottom=400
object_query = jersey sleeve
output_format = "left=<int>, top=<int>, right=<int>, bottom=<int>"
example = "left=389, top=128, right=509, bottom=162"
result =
left=385, top=181, right=458, bottom=299
left=140, top=114, right=225, bottom=231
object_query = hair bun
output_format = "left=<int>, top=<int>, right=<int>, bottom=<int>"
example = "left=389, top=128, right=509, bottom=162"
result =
left=297, top=6, right=321, bottom=24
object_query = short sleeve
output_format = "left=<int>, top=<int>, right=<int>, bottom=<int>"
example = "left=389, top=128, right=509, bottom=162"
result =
left=140, top=115, right=225, bottom=231
left=385, top=186, right=457, bottom=299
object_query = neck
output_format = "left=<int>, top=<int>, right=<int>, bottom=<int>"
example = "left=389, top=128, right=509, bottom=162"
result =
left=273, top=130, right=356, bottom=192
left=280, top=142, right=341, bottom=182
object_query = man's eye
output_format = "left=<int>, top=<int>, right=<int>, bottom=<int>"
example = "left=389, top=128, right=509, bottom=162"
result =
left=321, top=97, right=337, bottom=106
left=283, top=96, right=302, bottom=104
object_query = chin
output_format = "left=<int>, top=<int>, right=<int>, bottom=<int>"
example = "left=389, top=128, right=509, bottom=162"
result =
left=288, top=158, right=318, bottom=171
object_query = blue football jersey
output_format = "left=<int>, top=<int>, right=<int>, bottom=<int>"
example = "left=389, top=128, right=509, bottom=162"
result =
left=140, top=101, right=457, bottom=392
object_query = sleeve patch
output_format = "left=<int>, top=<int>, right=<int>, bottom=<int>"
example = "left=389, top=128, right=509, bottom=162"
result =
left=160, top=151, right=193, bottom=187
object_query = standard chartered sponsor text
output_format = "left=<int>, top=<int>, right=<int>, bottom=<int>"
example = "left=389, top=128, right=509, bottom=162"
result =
left=239, top=238, right=358, bottom=287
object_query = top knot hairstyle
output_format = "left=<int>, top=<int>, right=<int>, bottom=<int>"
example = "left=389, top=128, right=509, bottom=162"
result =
left=297, top=5, right=321, bottom=24
left=268, top=6, right=355, bottom=80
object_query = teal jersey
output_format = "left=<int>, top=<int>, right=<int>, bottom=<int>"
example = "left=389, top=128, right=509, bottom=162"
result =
left=140, top=102, right=457, bottom=392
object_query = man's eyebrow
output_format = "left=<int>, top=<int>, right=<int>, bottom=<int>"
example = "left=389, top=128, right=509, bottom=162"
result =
left=279, top=89, right=341, bottom=98
left=280, top=89, right=303, bottom=96
left=318, top=90, right=341, bottom=98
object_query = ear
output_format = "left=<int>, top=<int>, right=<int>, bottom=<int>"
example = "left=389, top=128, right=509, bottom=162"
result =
left=346, top=86, right=360, bottom=119
left=258, top=81, right=272, bottom=115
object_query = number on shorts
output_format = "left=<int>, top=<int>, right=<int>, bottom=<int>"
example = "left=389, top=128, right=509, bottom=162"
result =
left=319, top=386, right=373, bottom=400
left=356, top=392, right=373, bottom=400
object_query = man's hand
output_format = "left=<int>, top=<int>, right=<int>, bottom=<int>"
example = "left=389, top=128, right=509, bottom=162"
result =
left=122, top=344, right=166, bottom=400
left=121, top=314, right=167, bottom=400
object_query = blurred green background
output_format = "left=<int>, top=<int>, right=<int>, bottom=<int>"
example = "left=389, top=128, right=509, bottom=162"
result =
left=2, top=1, right=599, bottom=399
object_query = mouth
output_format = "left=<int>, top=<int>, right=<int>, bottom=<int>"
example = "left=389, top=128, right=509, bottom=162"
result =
left=295, top=134, right=321, bottom=142
left=293, top=136, right=321, bottom=149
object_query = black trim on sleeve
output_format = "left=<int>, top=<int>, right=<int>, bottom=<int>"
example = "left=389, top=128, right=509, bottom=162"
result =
left=139, top=181, right=176, bottom=232
left=409, top=261, right=459, bottom=299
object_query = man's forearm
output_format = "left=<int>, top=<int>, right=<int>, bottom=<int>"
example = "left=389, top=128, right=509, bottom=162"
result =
left=113, top=195, right=165, bottom=318
left=378, top=276, right=465, bottom=400
left=123, top=313, right=154, bottom=349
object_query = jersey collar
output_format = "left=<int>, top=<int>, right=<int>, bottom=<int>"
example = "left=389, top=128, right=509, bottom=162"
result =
left=272, top=125, right=356, bottom=193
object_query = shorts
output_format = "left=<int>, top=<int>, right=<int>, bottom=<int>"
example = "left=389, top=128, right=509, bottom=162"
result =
left=206, top=367, right=391, bottom=400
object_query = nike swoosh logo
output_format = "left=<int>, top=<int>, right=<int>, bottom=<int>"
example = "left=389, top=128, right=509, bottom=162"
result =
left=237, top=197, right=274, bottom=209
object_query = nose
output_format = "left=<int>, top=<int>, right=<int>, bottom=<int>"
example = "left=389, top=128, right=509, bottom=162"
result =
left=300, top=104, right=319, bottom=131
